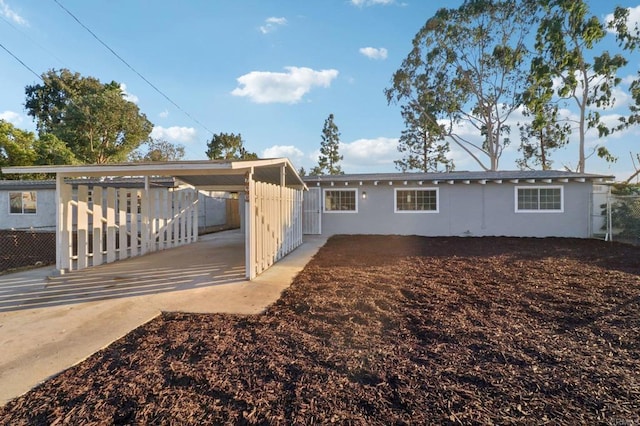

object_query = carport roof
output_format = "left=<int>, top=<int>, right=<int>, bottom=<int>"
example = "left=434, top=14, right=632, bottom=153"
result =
left=3, top=158, right=306, bottom=191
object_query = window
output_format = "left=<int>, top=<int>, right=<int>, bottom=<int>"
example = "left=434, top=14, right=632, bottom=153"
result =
left=516, top=186, right=563, bottom=212
left=324, top=189, right=357, bottom=212
left=9, top=191, right=37, bottom=214
left=395, top=188, right=439, bottom=213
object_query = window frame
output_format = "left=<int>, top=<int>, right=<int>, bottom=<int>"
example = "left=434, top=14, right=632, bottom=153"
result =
left=8, top=191, right=38, bottom=215
left=394, top=187, right=439, bottom=213
left=514, top=185, right=564, bottom=213
left=323, top=188, right=358, bottom=213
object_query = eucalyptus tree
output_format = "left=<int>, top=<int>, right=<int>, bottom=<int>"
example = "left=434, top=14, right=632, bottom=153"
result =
left=386, top=0, right=537, bottom=171
left=532, top=1, right=640, bottom=172
left=312, top=114, right=343, bottom=175
left=25, top=69, right=153, bottom=164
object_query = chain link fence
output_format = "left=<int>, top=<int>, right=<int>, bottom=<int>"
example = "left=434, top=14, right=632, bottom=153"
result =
left=0, top=228, right=56, bottom=273
left=592, top=184, right=640, bottom=245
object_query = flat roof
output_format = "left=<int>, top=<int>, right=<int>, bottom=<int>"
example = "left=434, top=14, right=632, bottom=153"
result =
left=303, top=170, right=614, bottom=184
left=3, top=158, right=306, bottom=191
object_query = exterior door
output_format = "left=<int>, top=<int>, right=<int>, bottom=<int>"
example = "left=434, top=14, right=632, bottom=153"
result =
left=303, top=187, right=321, bottom=234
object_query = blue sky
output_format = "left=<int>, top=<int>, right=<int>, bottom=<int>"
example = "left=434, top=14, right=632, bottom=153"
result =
left=1, top=0, right=639, bottom=180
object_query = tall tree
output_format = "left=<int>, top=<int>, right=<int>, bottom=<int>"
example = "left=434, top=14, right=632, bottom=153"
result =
left=312, top=114, right=343, bottom=175
left=25, top=69, right=152, bottom=164
left=205, top=132, right=257, bottom=160
left=517, top=80, right=570, bottom=170
left=532, top=1, right=638, bottom=172
left=129, top=138, right=185, bottom=162
left=386, top=0, right=537, bottom=171
left=395, top=97, right=453, bottom=172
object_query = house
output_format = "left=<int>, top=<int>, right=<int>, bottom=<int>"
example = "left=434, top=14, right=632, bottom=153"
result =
left=302, top=170, right=613, bottom=238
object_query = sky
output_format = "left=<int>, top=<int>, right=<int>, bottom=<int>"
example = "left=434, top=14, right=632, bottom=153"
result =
left=1, top=0, right=640, bottom=181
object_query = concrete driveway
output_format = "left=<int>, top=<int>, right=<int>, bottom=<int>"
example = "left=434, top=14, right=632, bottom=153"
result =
left=0, top=230, right=326, bottom=406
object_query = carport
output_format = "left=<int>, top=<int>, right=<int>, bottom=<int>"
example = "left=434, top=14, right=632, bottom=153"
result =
left=5, top=158, right=306, bottom=280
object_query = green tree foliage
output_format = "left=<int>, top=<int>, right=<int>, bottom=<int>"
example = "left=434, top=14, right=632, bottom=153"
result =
left=312, top=114, right=343, bottom=175
left=602, top=184, right=640, bottom=240
left=24, top=69, right=153, bottom=164
left=129, top=139, right=185, bottom=162
left=517, top=99, right=570, bottom=170
left=0, top=120, right=78, bottom=178
left=532, top=1, right=639, bottom=172
left=386, top=0, right=536, bottom=171
left=0, top=120, right=38, bottom=172
left=395, top=99, right=453, bottom=172
left=205, top=132, right=257, bottom=160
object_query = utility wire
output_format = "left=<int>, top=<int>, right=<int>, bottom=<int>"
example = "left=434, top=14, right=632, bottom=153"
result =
left=1, top=14, right=66, bottom=67
left=0, top=41, right=42, bottom=80
left=52, top=0, right=214, bottom=136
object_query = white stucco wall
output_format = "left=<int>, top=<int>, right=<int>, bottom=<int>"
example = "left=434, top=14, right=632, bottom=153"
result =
left=310, top=181, right=594, bottom=238
left=0, top=189, right=57, bottom=230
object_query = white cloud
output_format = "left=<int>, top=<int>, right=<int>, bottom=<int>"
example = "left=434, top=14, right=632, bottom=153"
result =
left=119, top=83, right=139, bottom=104
left=262, top=145, right=304, bottom=163
left=340, top=137, right=398, bottom=169
left=0, top=0, right=27, bottom=26
left=359, top=47, right=388, bottom=60
left=151, top=126, right=197, bottom=143
left=605, top=5, right=640, bottom=34
left=231, top=66, right=339, bottom=104
left=259, top=16, right=287, bottom=34
left=0, top=110, right=22, bottom=125
left=351, top=0, right=394, bottom=6
left=159, top=109, right=169, bottom=118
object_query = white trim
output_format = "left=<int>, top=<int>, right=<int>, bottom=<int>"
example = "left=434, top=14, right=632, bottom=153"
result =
left=323, top=188, right=358, bottom=213
left=394, top=187, right=439, bottom=213
left=514, top=185, right=564, bottom=213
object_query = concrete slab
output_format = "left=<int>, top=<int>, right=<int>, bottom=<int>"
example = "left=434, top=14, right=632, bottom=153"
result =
left=0, top=230, right=326, bottom=406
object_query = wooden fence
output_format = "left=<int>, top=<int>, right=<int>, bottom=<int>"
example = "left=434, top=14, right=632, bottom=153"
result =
left=59, top=184, right=198, bottom=272
left=248, top=181, right=303, bottom=278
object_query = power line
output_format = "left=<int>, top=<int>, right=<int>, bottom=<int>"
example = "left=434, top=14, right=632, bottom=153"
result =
left=52, top=0, right=214, bottom=136
left=1, top=14, right=66, bottom=67
left=0, top=41, right=42, bottom=80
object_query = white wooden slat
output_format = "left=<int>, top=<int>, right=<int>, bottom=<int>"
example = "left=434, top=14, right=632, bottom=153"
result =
left=140, top=188, right=150, bottom=255
left=148, top=189, right=156, bottom=252
left=119, top=189, right=128, bottom=260
left=158, top=189, right=167, bottom=250
left=186, top=190, right=193, bottom=244
left=106, top=187, right=117, bottom=263
left=77, top=185, right=89, bottom=270
left=60, top=182, right=73, bottom=272
left=172, top=190, right=181, bottom=247
left=181, top=190, right=187, bottom=245
left=92, top=186, right=103, bottom=266
left=130, top=190, right=139, bottom=257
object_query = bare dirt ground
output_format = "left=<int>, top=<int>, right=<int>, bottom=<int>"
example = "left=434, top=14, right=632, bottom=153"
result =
left=1, top=235, right=639, bottom=425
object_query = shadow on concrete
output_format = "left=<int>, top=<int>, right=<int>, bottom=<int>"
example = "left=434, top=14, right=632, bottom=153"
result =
left=0, top=230, right=246, bottom=313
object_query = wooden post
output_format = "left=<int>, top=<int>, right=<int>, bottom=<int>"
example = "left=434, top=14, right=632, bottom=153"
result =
left=119, top=189, right=128, bottom=260
left=77, top=185, right=89, bottom=269
left=106, top=187, right=117, bottom=263
left=92, top=186, right=103, bottom=266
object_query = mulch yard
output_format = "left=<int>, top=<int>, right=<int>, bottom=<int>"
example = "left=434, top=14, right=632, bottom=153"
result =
left=1, top=235, right=639, bottom=425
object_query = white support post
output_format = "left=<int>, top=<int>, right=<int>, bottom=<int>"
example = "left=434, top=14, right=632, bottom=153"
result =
left=106, top=187, right=117, bottom=263
left=92, top=186, right=103, bottom=266
left=119, top=189, right=128, bottom=260
left=141, top=177, right=150, bottom=255
left=130, top=190, right=139, bottom=257
left=77, top=185, right=89, bottom=270
left=245, top=169, right=255, bottom=279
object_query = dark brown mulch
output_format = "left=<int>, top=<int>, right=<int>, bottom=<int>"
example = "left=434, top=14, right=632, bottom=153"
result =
left=1, top=236, right=639, bottom=425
